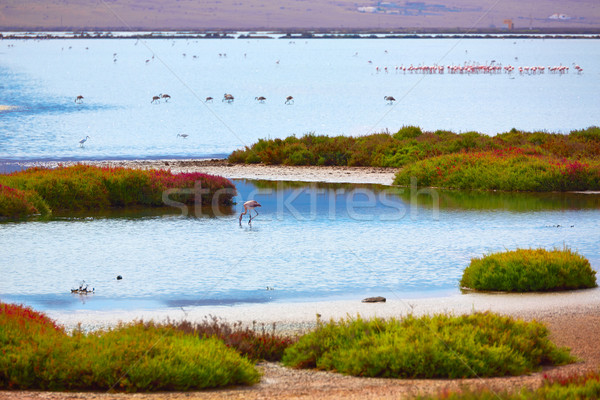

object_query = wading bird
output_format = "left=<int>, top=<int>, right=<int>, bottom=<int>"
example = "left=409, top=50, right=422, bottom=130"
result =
left=75, top=95, right=84, bottom=103
left=205, top=96, right=214, bottom=102
left=239, top=200, right=261, bottom=224
left=255, top=96, right=266, bottom=103
left=223, top=93, right=234, bottom=103
left=177, top=133, right=189, bottom=138
left=285, top=96, right=294, bottom=104
left=79, top=136, right=90, bottom=147
left=384, top=95, right=396, bottom=104
left=151, top=95, right=161, bottom=103
left=161, top=93, right=171, bottom=102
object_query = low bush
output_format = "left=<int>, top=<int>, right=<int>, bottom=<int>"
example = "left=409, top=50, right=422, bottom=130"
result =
left=227, top=126, right=600, bottom=171
left=0, top=184, right=49, bottom=219
left=0, top=165, right=236, bottom=217
left=171, top=316, right=296, bottom=361
left=421, top=370, right=600, bottom=399
left=0, top=303, right=260, bottom=392
left=282, top=312, right=573, bottom=379
left=460, top=247, right=597, bottom=292
left=393, top=149, right=600, bottom=191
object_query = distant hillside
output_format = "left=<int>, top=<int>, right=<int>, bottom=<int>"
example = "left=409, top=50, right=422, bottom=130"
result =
left=0, top=0, right=599, bottom=31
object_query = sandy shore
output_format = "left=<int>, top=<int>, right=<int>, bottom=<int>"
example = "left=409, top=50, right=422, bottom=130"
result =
left=46, top=287, right=600, bottom=334
left=22, top=158, right=399, bottom=185
left=6, top=291, right=600, bottom=400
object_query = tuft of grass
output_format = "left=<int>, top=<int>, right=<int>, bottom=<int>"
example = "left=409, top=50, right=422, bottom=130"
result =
left=170, top=316, right=296, bottom=362
left=419, top=370, right=600, bottom=399
left=0, top=303, right=260, bottom=392
left=460, top=247, right=597, bottom=292
left=282, top=312, right=573, bottom=379
left=0, top=165, right=236, bottom=218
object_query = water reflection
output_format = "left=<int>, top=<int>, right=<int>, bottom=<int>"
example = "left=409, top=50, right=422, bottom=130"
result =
left=1, top=178, right=598, bottom=313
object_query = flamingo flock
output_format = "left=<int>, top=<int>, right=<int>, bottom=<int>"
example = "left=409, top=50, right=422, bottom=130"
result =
left=375, top=62, right=583, bottom=76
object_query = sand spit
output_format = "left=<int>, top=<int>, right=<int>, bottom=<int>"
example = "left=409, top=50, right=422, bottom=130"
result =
left=25, top=159, right=399, bottom=185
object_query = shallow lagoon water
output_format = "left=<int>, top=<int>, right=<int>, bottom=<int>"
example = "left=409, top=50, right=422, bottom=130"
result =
left=1, top=38, right=598, bottom=162
left=1, top=180, right=598, bottom=312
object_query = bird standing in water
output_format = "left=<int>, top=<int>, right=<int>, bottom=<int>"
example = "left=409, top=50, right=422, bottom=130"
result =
left=239, top=200, right=261, bottom=224
left=79, top=136, right=90, bottom=147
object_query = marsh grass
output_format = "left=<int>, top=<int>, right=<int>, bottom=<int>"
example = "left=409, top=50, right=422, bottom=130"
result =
left=421, top=370, right=600, bottom=399
left=0, top=165, right=236, bottom=218
left=460, top=247, right=597, bottom=292
left=282, top=312, right=573, bottom=379
left=393, top=149, right=600, bottom=191
left=0, top=184, right=47, bottom=219
left=170, top=316, right=296, bottom=361
left=0, top=303, right=260, bottom=392
left=228, top=126, right=600, bottom=169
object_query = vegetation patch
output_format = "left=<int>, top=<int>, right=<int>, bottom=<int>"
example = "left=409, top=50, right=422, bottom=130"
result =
left=228, top=126, right=600, bottom=167
left=0, top=165, right=236, bottom=219
left=170, top=316, right=296, bottom=362
left=282, top=312, right=573, bottom=378
left=0, top=184, right=49, bottom=219
left=460, top=247, right=597, bottom=292
left=393, top=148, right=600, bottom=191
left=0, top=303, right=260, bottom=392
left=421, top=370, right=600, bottom=399
left=228, top=126, right=600, bottom=191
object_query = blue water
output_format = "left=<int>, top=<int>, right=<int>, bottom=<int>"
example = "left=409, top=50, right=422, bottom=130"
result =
left=1, top=38, right=598, bottom=161
left=1, top=180, right=599, bottom=312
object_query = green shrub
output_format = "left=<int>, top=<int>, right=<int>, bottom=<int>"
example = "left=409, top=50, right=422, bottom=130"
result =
left=227, top=127, right=600, bottom=172
left=282, top=312, right=573, bottom=379
left=460, top=247, right=597, bottom=292
left=393, top=125, right=423, bottom=140
left=393, top=149, right=600, bottom=191
left=0, top=303, right=260, bottom=392
left=570, top=126, right=600, bottom=142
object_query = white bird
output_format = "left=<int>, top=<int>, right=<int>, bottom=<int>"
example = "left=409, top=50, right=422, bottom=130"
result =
left=79, top=136, right=90, bottom=147
left=239, top=200, right=261, bottom=224
left=177, top=134, right=189, bottom=139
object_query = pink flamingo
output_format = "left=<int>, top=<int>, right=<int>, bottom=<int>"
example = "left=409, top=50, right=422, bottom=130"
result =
left=239, top=200, right=261, bottom=224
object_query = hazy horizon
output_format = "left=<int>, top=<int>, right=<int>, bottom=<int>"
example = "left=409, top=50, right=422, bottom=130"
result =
left=1, top=0, right=599, bottom=31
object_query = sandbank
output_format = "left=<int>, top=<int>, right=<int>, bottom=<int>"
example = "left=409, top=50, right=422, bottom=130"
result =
left=25, top=158, right=398, bottom=185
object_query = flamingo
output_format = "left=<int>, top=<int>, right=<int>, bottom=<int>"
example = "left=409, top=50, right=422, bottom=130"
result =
left=384, top=95, right=396, bottom=104
left=255, top=96, right=266, bottom=103
left=75, top=95, right=84, bottom=103
left=151, top=95, right=160, bottom=103
left=285, top=96, right=294, bottom=104
left=177, top=133, right=189, bottom=138
left=79, top=136, right=90, bottom=147
left=239, top=200, right=261, bottom=224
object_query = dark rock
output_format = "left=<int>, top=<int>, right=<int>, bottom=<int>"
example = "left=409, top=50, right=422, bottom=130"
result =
left=362, top=296, right=386, bottom=303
